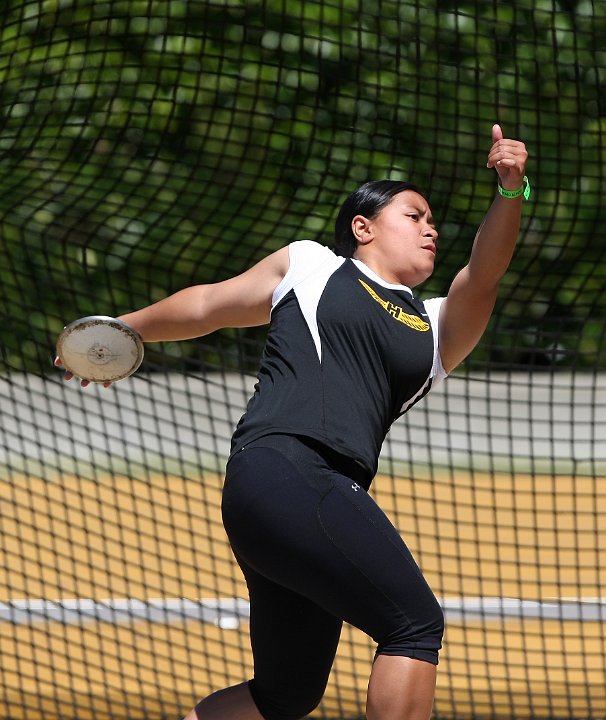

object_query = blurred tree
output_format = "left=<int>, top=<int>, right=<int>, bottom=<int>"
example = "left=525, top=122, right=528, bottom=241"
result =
left=0, top=0, right=604, bottom=372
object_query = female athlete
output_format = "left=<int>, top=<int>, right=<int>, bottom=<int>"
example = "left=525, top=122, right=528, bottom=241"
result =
left=57, top=124, right=528, bottom=720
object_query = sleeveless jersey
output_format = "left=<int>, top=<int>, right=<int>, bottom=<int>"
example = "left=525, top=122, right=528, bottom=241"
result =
left=230, top=240, right=447, bottom=476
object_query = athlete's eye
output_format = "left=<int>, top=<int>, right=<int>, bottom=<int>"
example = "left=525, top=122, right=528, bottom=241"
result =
left=407, top=213, right=419, bottom=221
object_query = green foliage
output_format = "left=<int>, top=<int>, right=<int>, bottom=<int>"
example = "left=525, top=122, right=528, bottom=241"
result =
left=1, top=0, right=605, bottom=372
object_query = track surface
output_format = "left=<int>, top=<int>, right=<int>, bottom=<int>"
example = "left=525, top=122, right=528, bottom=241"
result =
left=1, top=469, right=604, bottom=719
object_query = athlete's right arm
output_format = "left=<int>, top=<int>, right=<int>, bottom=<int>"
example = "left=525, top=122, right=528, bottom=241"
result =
left=118, top=245, right=290, bottom=342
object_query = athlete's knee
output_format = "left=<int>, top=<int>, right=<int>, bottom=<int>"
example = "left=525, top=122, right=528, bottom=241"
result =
left=249, top=677, right=326, bottom=720
left=376, top=598, right=445, bottom=665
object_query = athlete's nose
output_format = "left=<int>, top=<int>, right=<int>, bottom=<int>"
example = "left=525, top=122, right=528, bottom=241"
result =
left=424, top=224, right=438, bottom=242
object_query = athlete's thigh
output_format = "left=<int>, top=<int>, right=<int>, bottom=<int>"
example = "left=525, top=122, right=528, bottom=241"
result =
left=314, top=473, right=443, bottom=653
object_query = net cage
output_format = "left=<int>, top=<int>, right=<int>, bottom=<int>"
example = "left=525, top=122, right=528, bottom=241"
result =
left=1, top=0, right=605, bottom=718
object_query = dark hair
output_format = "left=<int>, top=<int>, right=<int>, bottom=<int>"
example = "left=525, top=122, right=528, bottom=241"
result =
left=334, top=180, right=424, bottom=257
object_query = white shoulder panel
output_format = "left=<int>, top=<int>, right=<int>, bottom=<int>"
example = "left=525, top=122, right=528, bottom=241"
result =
left=272, top=241, right=344, bottom=362
left=423, top=296, right=447, bottom=385
left=399, top=296, right=447, bottom=414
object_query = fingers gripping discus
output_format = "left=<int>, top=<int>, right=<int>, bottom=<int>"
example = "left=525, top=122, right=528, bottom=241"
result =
left=56, top=316, right=144, bottom=383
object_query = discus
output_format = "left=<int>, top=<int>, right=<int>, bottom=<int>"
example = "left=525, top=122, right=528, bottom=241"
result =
left=56, top=316, right=144, bottom=383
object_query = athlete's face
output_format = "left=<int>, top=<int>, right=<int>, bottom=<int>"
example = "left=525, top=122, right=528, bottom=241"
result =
left=352, top=190, right=439, bottom=287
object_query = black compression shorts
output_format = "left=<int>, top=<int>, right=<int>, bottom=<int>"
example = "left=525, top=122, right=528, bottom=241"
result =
left=220, top=434, right=444, bottom=720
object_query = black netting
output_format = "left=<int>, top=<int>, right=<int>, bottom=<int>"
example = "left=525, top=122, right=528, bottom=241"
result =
left=1, top=1, right=605, bottom=718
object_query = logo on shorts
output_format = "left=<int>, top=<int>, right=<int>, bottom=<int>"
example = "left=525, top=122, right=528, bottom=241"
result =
left=352, top=483, right=360, bottom=492
left=359, top=280, right=430, bottom=331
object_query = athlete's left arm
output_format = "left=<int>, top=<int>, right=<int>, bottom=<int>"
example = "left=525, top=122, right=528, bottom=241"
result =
left=437, top=124, right=528, bottom=374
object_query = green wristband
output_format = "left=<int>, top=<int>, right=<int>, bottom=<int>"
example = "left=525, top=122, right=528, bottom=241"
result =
left=498, top=175, right=531, bottom=201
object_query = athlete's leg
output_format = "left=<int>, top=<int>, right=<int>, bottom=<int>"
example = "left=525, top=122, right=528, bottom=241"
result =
left=181, top=681, right=263, bottom=720
left=239, top=563, right=343, bottom=719
left=217, top=440, right=344, bottom=719
left=312, top=473, right=443, bottom=719
left=183, top=447, right=343, bottom=720
left=366, top=655, right=437, bottom=720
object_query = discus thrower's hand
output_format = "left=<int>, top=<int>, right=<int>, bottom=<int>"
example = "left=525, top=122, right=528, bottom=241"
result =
left=486, top=124, right=528, bottom=190
left=53, top=356, right=112, bottom=389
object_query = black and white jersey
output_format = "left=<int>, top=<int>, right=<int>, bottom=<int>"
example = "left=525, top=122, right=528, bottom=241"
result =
left=231, top=240, right=447, bottom=476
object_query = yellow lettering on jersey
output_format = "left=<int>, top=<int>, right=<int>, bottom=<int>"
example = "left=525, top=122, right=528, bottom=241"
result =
left=359, top=280, right=430, bottom=332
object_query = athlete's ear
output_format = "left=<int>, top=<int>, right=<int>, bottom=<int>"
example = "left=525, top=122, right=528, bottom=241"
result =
left=351, top=215, right=374, bottom=246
